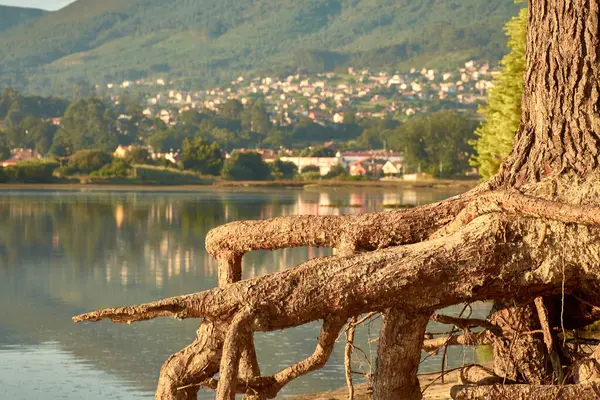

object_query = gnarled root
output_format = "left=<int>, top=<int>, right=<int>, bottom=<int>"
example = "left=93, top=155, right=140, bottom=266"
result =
left=451, top=383, right=600, bottom=399
left=72, top=189, right=600, bottom=398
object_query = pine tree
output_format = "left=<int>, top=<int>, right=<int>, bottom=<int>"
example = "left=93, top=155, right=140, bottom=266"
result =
left=471, top=2, right=527, bottom=180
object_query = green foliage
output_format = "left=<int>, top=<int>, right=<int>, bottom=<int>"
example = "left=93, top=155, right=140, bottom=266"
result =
left=324, top=164, right=348, bottom=179
left=391, top=110, right=478, bottom=177
left=91, top=158, right=131, bottom=177
left=61, top=149, right=113, bottom=175
left=2, top=160, right=59, bottom=183
left=0, top=87, right=68, bottom=120
left=181, top=137, right=223, bottom=175
left=0, top=134, right=10, bottom=161
left=125, top=147, right=151, bottom=164
left=300, top=165, right=320, bottom=174
left=299, top=171, right=321, bottom=181
left=0, top=6, right=45, bottom=34
left=470, top=3, right=527, bottom=180
left=271, top=159, right=298, bottom=179
left=0, top=1, right=524, bottom=93
left=4, top=115, right=58, bottom=154
left=221, top=152, right=272, bottom=181
left=54, top=98, right=118, bottom=154
left=134, top=165, right=210, bottom=185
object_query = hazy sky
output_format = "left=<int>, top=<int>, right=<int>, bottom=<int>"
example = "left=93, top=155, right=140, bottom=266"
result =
left=0, top=0, right=76, bottom=10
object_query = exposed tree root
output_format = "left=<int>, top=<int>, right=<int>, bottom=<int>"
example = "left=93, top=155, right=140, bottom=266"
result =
left=73, top=189, right=600, bottom=398
left=451, top=383, right=600, bottom=399
left=71, top=2, right=600, bottom=397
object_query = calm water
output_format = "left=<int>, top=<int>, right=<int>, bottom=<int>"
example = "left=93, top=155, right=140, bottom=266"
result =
left=0, top=186, right=489, bottom=399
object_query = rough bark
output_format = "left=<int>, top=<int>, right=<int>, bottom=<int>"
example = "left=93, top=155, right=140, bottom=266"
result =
left=373, top=310, right=429, bottom=400
left=71, top=1, right=600, bottom=398
left=494, top=0, right=600, bottom=187
left=452, top=383, right=600, bottom=400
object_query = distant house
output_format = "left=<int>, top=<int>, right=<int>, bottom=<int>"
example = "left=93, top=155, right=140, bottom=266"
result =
left=114, top=145, right=141, bottom=159
left=151, top=150, right=180, bottom=164
left=349, top=159, right=369, bottom=176
left=279, top=156, right=342, bottom=176
left=1, top=149, right=41, bottom=167
left=382, top=160, right=403, bottom=176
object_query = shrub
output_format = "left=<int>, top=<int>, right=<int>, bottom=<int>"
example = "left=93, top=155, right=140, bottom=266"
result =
left=221, top=152, right=272, bottom=181
left=300, top=165, right=320, bottom=174
left=3, top=160, right=59, bottom=183
left=92, top=159, right=131, bottom=178
left=271, top=159, right=298, bottom=179
left=62, top=149, right=113, bottom=175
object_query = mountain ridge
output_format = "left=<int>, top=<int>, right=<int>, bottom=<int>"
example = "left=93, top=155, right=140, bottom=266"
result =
left=0, top=0, right=524, bottom=95
left=0, top=5, right=46, bottom=33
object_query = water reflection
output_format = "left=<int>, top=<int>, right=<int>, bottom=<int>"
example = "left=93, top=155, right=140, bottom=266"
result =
left=0, top=186, right=482, bottom=399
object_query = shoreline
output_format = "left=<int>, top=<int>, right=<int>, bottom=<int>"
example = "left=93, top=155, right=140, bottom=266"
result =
left=0, top=179, right=478, bottom=192
left=286, top=370, right=462, bottom=400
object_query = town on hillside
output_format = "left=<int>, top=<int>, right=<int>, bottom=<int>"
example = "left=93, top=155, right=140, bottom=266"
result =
left=0, top=61, right=489, bottom=183
left=103, top=60, right=494, bottom=127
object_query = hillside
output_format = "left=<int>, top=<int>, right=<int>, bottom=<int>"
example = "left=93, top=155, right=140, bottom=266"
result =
left=0, top=5, right=45, bottom=33
left=0, top=0, right=524, bottom=94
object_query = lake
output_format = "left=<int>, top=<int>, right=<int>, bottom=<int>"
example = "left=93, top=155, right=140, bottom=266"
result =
left=0, top=186, right=490, bottom=399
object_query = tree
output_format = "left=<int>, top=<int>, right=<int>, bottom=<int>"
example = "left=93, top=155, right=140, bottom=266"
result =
left=61, top=149, right=113, bottom=175
left=471, top=3, right=527, bottom=179
left=219, top=99, right=244, bottom=120
left=75, top=2, right=600, bottom=400
left=0, top=133, right=11, bottom=161
left=323, top=164, right=348, bottom=179
left=56, top=98, right=118, bottom=153
left=221, top=152, right=271, bottom=181
left=393, top=111, right=477, bottom=177
left=125, top=147, right=151, bottom=165
left=271, top=158, right=297, bottom=179
left=181, top=137, right=224, bottom=175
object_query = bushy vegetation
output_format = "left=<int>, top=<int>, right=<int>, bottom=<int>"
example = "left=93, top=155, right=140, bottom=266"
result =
left=0, top=0, right=524, bottom=94
left=2, top=160, right=59, bottom=183
left=391, top=110, right=478, bottom=177
left=470, top=3, right=527, bottom=180
left=133, top=165, right=210, bottom=185
left=221, top=152, right=272, bottom=181
left=58, top=149, right=113, bottom=175
left=0, top=5, right=45, bottom=34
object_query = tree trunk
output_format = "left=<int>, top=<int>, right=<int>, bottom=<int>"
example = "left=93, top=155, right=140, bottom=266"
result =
left=72, top=1, right=600, bottom=398
left=487, top=0, right=600, bottom=382
left=373, top=310, right=429, bottom=400
left=494, top=0, right=600, bottom=187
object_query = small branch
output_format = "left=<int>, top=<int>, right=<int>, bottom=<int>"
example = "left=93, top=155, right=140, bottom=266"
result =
left=267, top=316, right=345, bottom=396
left=345, top=317, right=357, bottom=400
left=431, top=314, right=502, bottom=337
left=422, top=330, right=492, bottom=354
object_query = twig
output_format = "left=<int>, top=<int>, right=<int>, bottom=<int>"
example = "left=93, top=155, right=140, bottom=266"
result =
left=345, top=317, right=357, bottom=400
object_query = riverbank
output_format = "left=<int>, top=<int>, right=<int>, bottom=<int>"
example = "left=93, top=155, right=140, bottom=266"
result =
left=287, top=370, right=462, bottom=400
left=0, top=178, right=478, bottom=192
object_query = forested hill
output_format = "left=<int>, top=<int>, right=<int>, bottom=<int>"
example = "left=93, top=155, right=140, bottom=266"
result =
left=0, top=5, right=45, bottom=33
left=0, top=0, right=524, bottom=94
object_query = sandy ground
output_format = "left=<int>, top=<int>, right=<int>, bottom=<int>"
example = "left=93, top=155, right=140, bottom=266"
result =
left=287, top=371, right=462, bottom=399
